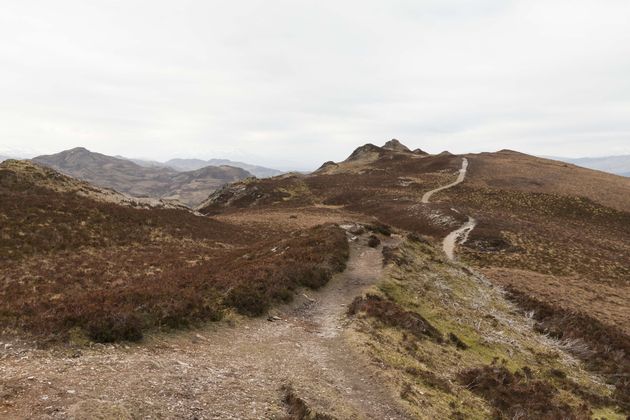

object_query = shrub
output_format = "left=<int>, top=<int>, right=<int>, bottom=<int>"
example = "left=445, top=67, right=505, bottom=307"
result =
left=1, top=196, right=350, bottom=343
left=281, top=385, right=334, bottom=420
left=367, top=235, right=381, bottom=248
left=226, top=285, right=270, bottom=317
left=85, top=312, right=144, bottom=343
left=295, top=265, right=333, bottom=289
left=366, top=223, right=392, bottom=236
left=448, top=332, right=469, bottom=350
left=407, top=232, right=429, bottom=244
left=348, top=294, right=442, bottom=342
left=506, top=287, right=630, bottom=410
left=459, top=365, right=590, bottom=419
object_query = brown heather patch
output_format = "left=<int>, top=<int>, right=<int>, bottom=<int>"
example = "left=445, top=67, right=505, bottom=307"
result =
left=347, top=294, right=443, bottom=342
left=442, top=185, right=630, bottom=283
left=458, top=365, right=591, bottom=420
left=1, top=223, right=348, bottom=343
left=505, top=288, right=630, bottom=410
left=0, top=184, right=253, bottom=261
left=281, top=385, right=336, bottom=420
left=1, top=174, right=350, bottom=342
left=200, top=152, right=466, bottom=238
left=480, top=268, right=630, bottom=337
left=198, top=174, right=316, bottom=215
left=464, top=151, right=630, bottom=213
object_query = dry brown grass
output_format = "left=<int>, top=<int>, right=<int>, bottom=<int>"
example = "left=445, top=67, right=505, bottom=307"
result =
left=348, top=294, right=443, bottom=342
left=459, top=364, right=591, bottom=419
left=464, top=150, right=630, bottom=212
left=1, top=223, right=348, bottom=343
left=480, top=268, right=630, bottom=336
left=505, top=288, right=630, bottom=410
left=444, top=185, right=630, bottom=283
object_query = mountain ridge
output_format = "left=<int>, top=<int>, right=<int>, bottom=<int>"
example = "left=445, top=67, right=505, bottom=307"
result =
left=165, top=158, right=282, bottom=178
left=33, top=147, right=252, bottom=206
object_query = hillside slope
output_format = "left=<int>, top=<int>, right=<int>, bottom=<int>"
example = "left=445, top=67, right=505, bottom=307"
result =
left=0, top=161, right=350, bottom=342
left=33, top=147, right=252, bottom=206
left=196, top=140, right=630, bottom=413
left=0, top=159, right=188, bottom=210
left=2, top=141, right=628, bottom=418
left=465, top=150, right=630, bottom=212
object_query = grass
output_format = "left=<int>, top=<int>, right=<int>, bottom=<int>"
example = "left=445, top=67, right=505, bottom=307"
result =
left=458, top=364, right=590, bottom=419
left=443, top=185, right=630, bottom=283
left=506, top=287, right=630, bottom=411
left=345, top=237, right=627, bottom=418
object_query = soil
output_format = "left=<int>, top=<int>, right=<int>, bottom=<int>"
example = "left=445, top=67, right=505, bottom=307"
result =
left=442, top=216, right=476, bottom=260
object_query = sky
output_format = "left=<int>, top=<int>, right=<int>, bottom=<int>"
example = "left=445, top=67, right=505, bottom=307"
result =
left=1, top=0, right=629, bottom=170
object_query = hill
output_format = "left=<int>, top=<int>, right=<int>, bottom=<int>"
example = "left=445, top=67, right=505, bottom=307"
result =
left=2, top=141, right=629, bottom=418
left=33, top=147, right=252, bottom=206
left=198, top=139, right=630, bottom=414
left=165, top=158, right=282, bottom=178
left=0, top=160, right=348, bottom=342
left=0, top=159, right=188, bottom=210
left=549, top=154, right=630, bottom=177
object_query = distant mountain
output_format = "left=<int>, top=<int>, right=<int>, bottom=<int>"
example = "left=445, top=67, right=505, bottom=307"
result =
left=165, top=158, right=282, bottom=178
left=549, top=155, right=630, bottom=177
left=33, top=147, right=251, bottom=206
left=0, top=155, right=9, bottom=163
left=0, top=159, right=188, bottom=210
left=115, top=156, right=171, bottom=169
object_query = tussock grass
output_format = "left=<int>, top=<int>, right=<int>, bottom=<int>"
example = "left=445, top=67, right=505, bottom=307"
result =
left=346, top=238, right=626, bottom=418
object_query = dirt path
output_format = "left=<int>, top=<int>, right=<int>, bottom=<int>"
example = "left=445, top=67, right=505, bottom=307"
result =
left=421, top=157, right=469, bottom=203
left=442, top=216, right=476, bottom=260
left=1, top=233, right=410, bottom=420
left=421, top=157, right=477, bottom=260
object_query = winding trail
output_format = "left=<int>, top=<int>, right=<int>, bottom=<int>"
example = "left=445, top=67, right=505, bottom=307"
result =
left=421, top=157, right=469, bottom=203
left=422, top=157, right=477, bottom=260
left=442, top=217, right=476, bottom=260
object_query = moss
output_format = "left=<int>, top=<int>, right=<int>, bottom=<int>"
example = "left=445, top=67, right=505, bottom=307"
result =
left=591, top=407, right=627, bottom=420
left=67, top=326, right=91, bottom=346
left=349, top=237, right=620, bottom=418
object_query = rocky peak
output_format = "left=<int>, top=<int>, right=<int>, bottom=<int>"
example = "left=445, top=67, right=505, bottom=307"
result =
left=316, top=161, right=339, bottom=172
left=382, top=139, right=411, bottom=152
left=345, top=143, right=383, bottom=162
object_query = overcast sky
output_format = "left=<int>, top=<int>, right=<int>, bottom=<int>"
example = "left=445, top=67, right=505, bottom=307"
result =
left=1, top=0, right=629, bottom=169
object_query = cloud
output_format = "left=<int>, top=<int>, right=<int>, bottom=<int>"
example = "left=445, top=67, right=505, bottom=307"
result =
left=1, top=0, right=629, bottom=169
